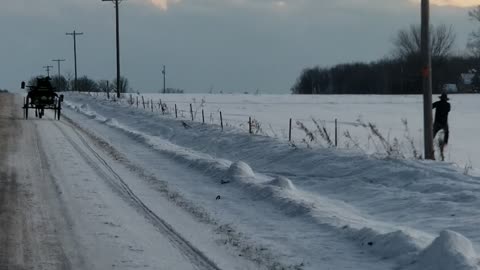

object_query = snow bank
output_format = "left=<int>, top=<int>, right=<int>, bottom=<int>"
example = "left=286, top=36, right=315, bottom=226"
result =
left=226, top=161, right=255, bottom=181
left=63, top=94, right=480, bottom=270
left=349, top=228, right=424, bottom=262
left=406, top=230, right=479, bottom=270
left=67, top=102, right=107, bottom=122
left=267, top=176, right=295, bottom=190
left=347, top=228, right=480, bottom=270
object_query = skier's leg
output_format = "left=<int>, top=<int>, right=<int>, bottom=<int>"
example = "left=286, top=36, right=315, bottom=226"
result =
left=433, top=123, right=441, bottom=139
left=437, top=124, right=449, bottom=161
left=444, top=124, right=449, bottom=144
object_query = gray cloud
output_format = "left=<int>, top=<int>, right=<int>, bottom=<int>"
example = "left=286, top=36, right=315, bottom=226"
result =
left=0, top=0, right=476, bottom=93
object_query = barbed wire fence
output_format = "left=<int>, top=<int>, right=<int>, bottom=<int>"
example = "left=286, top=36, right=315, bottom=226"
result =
left=84, top=91, right=424, bottom=159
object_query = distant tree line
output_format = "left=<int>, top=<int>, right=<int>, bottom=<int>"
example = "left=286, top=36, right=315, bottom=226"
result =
left=291, top=56, right=480, bottom=95
left=26, top=74, right=185, bottom=94
left=292, top=8, right=480, bottom=95
left=163, top=88, right=184, bottom=94
left=28, top=74, right=131, bottom=94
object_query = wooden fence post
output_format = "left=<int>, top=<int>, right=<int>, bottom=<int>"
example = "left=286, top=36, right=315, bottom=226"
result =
left=335, top=118, right=338, bottom=147
left=202, top=109, right=205, bottom=124
left=151, top=100, right=153, bottom=112
left=289, top=118, right=292, bottom=142
left=136, top=96, right=139, bottom=108
left=175, top=104, right=178, bottom=118
left=142, top=96, right=145, bottom=109
left=249, top=117, right=252, bottom=134
left=220, top=111, right=223, bottom=130
left=190, top=104, right=194, bottom=121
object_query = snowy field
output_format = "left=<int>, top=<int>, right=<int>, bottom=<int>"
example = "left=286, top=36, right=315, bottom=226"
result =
left=58, top=92, right=480, bottom=270
left=106, top=93, right=479, bottom=170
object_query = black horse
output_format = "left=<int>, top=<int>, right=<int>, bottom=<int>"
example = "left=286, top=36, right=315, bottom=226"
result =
left=22, top=77, right=63, bottom=120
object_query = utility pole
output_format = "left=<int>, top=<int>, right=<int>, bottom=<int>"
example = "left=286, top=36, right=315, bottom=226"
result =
left=162, top=65, right=166, bottom=94
left=102, top=0, right=124, bottom=98
left=43, top=65, right=53, bottom=77
left=52, top=59, right=66, bottom=77
left=66, top=30, right=84, bottom=91
left=421, top=0, right=434, bottom=160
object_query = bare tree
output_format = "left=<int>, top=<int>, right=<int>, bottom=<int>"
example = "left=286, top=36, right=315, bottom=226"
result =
left=291, top=67, right=330, bottom=94
left=64, top=71, right=74, bottom=91
left=76, top=76, right=99, bottom=92
left=51, top=75, right=68, bottom=91
left=432, top=24, right=456, bottom=59
left=98, top=80, right=114, bottom=94
left=112, top=76, right=130, bottom=93
left=393, top=24, right=456, bottom=60
left=468, top=6, right=480, bottom=57
left=393, top=25, right=420, bottom=59
left=470, top=6, right=480, bottom=20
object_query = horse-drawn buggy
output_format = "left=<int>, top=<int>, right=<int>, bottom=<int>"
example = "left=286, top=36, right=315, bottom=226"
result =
left=21, top=77, right=64, bottom=120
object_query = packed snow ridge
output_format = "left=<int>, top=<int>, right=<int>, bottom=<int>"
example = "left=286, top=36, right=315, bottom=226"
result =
left=406, top=230, right=480, bottom=270
left=64, top=94, right=480, bottom=270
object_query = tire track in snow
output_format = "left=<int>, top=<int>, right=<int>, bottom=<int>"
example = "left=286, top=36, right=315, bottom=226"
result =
left=52, top=121, right=222, bottom=270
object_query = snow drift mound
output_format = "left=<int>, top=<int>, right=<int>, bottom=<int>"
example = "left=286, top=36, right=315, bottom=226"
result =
left=349, top=228, right=423, bottom=264
left=78, top=104, right=95, bottom=118
left=267, top=176, right=295, bottom=190
left=103, top=118, right=118, bottom=125
left=406, top=230, right=479, bottom=270
left=66, top=102, right=107, bottom=121
left=225, top=161, right=255, bottom=182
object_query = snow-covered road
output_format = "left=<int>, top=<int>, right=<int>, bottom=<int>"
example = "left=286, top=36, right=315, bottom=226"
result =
left=3, top=91, right=480, bottom=270
left=0, top=94, right=257, bottom=269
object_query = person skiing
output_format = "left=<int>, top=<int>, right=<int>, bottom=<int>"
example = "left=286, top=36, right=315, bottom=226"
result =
left=432, top=92, right=451, bottom=160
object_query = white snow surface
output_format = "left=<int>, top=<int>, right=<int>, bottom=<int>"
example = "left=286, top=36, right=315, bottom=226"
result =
left=60, top=93, right=480, bottom=270
left=140, top=93, right=480, bottom=170
left=406, top=230, right=479, bottom=270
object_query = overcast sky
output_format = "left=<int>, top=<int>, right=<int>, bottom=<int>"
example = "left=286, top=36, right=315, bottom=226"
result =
left=1, top=0, right=478, bottom=93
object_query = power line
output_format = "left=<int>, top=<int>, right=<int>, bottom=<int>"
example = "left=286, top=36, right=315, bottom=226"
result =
left=52, top=59, right=66, bottom=77
left=421, top=0, right=434, bottom=160
left=66, top=30, right=84, bottom=91
left=43, top=65, right=54, bottom=77
left=101, top=0, right=125, bottom=98
left=162, top=65, right=166, bottom=94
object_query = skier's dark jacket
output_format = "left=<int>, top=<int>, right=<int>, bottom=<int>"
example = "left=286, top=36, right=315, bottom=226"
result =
left=432, top=99, right=450, bottom=126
